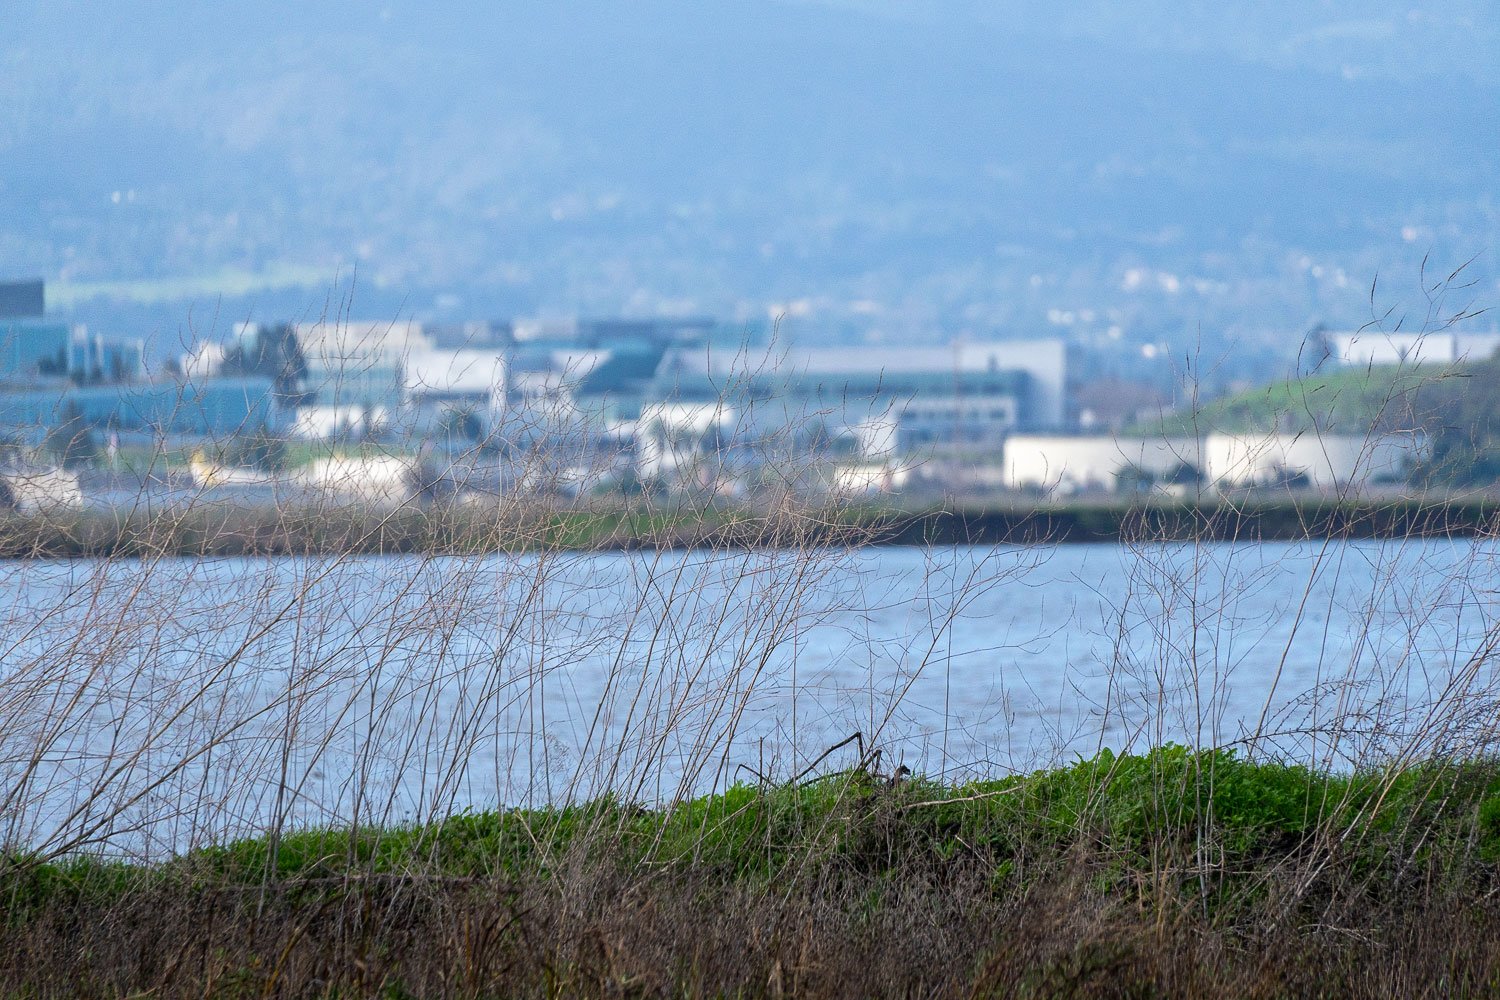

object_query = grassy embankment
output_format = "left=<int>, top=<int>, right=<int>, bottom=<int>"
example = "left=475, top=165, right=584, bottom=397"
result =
left=6, top=747, right=1500, bottom=997
left=1, top=494, right=1498, bottom=558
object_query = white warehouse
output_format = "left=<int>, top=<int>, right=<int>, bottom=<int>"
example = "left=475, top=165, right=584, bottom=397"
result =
left=1205, top=431, right=1425, bottom=490
left=1003, top=434, right=1203, bottom=495
left=1005, top=432, right=1426, bottom=495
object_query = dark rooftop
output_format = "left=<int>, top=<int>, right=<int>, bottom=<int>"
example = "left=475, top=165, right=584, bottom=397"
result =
left=0, top=280, right=44, bottom=321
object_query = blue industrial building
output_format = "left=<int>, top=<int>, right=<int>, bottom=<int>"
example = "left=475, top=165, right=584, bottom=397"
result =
left=1, top=320, right=145, bottom=384
left=0, top=279, right=276, bottom=439
left=0, top=377, right=278, bottom=436
left=0, top=279, right=44, bottom=321
left=0, top=321, right=71, bottom=380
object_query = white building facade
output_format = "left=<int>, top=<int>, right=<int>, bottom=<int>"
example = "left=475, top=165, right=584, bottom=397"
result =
left=1004, top=432, right=1426, bottom=495
left=1003, top=435, right=1203, bottom=494
left=1329, top=331, right=1500, bottom=368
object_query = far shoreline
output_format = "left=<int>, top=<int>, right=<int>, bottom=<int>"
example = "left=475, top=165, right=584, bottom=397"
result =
left=1, top=495, right=1498, bottom=559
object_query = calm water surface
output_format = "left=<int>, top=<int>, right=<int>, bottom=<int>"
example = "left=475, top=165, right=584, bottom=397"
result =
left=2, top=540, right=1498, bottom=855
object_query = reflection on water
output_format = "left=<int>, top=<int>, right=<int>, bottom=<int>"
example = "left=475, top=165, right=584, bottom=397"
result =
left=2, top=539, right=1498, bottom=856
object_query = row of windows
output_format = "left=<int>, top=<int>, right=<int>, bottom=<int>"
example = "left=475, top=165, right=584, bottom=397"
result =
left=903, top=406, right=1015, bottom=422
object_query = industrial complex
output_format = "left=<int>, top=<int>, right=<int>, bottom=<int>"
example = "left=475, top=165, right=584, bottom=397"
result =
left=0, top=279, right=1459, bottom=507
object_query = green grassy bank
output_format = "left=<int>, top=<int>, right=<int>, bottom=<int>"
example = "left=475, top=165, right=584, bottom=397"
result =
left=6, top=748, right=1500, bottom=997
left=3, top=495, right=1500, bottom=558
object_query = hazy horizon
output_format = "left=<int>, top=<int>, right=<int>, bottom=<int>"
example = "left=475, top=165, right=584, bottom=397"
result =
left=4, top=1, right=1497, bottom=363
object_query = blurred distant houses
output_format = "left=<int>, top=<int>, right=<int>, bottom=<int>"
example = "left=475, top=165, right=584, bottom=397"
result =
left=172, top=307, right=1081, bottom=500
left=0, top=276, right=1478, bottom=506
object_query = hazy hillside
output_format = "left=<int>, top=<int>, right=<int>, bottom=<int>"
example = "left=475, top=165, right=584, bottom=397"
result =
left=2, top=2, right=1496, bottom=357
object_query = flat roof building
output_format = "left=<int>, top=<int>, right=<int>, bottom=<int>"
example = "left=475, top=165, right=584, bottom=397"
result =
left=0, top=280, right=44, bottom=320
left=0, top=377, right=278, bottom=437
left=0, top=321, right=70, bottom=381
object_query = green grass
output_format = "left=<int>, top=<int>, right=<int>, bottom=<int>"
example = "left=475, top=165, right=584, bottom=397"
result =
left=9, top=748, right=1500, bottom=997
left=16, top=748, right=1493, bottom=901
left=4, top=496, right=1500, bottom=560
left=108, top=438, right=424, bottom=475
left=1134, top=365, right=1436, bottom=436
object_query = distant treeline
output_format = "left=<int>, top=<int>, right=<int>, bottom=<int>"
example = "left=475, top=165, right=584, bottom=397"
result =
left=2, top=496, right=1498, bottom=558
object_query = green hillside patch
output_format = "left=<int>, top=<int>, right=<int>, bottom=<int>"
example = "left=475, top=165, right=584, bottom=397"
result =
left=1137, top=365, right=1439, bottom=436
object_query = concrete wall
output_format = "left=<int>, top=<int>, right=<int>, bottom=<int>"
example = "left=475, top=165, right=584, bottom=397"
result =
left=1003, top=435, right=1202, bottom=493
left=1205, top=432, right=1424, bottom=488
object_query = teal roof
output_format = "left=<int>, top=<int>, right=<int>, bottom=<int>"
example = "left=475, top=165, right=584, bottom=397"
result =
left=574, top=341, right=668, bottom=396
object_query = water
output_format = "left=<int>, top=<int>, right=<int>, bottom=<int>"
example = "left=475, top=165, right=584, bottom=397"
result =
left=2, top=539, right=1498, bottom=857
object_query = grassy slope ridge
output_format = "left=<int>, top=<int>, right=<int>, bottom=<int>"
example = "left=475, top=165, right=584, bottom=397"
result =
left=7, top=748, right=1500, bottom=997
left=1135, top=366, right=1413, bottom=436
left=1137, top=361, right=1495, bottom=438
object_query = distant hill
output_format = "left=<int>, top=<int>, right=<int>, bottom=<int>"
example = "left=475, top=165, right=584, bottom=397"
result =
left=2, top=2, right=1496, bottom=353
